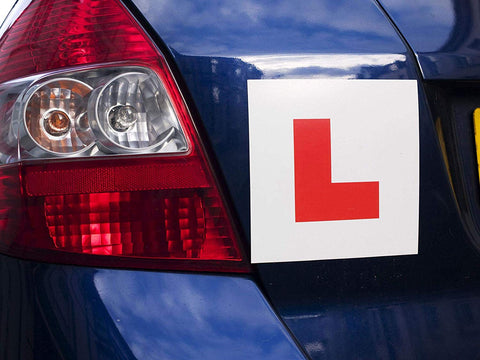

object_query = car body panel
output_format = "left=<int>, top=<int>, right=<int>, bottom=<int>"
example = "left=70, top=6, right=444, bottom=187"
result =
left=0, top=254, right=306, bottom=359
left=1, top=0, right=480, bottom=358
left=283, top=285, right=480, bottom=359
left=379, top=0, right=480, bottom=79
left=127, top=0, right=480, bottom=358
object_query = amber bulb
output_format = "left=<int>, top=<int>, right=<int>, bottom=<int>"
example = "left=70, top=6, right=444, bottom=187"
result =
left=43, top=110, right=70, bottom=136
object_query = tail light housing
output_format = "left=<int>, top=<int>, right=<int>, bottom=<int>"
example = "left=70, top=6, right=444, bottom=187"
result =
left=0, top=0, right=248, bottom=272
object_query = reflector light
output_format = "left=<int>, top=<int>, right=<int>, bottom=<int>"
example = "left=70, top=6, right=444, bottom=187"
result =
left=0, top=0, right=248, bottom=272
left=473, top=108, right=480, bottom=184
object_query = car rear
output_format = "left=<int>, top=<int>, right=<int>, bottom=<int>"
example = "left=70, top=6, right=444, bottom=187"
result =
left=1, top=0, right=480, bottom=359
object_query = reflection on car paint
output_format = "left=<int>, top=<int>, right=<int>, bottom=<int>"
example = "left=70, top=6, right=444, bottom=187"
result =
left=0, top=255, right=306, bottom=359
left=240, top=54, right=406, bottom=79
left=134, top=0, right=405, bottom=56
left=283, top=287, right=480, bottom=359
left=380, top=0, right=480, bottom=79
left=93, top=271, right=306, bottom=360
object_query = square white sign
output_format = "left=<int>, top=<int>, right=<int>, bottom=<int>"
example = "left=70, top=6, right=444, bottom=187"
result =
left=248, top=79, right=419, bottom=263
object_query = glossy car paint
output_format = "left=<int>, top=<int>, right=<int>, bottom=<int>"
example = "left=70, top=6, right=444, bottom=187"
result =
left=379, top=0, right=480, bottom=79
left=1, top=0, right=480, bottom=359
left=127, top=0, right=480, bottom=358
left=0, top=253, right=305, bottom=359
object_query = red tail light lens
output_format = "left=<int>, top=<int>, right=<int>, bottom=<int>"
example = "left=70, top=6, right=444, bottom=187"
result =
left=0, top=0, right=157, bottom=83
left=0, top=0, right=248, bottom=272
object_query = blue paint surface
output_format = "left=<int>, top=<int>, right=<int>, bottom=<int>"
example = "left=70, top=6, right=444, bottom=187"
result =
left=380, top=0, right=480, bottom=79
left=283, top=287, right=480, bottom=359
left=0, top=254, right=305, bottom=359
left=129, top=0, right=480, bottom=358
left=2, top=0, right=480, bottom=358
left=134, top=0, right=405, bottom=56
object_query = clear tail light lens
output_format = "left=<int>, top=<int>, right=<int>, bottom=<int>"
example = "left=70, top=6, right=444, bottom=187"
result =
left=90, top=71, right=186, bottom=153
left=9, top=66, right=188, bottom=158
left=24, top=78, right=94, bottom=155
left=0, top=0, right=248, bottom=272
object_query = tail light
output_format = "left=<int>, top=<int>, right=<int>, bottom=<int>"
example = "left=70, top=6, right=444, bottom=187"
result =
left=0, top=0, right=248, bottom=272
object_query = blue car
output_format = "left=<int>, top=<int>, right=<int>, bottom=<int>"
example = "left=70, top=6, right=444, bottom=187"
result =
left=0, top=0, right=480, bottom=359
